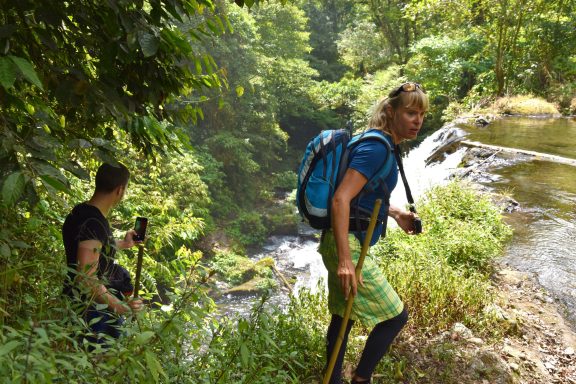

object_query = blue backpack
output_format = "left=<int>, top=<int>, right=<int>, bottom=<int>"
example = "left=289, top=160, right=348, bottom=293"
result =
left=296, top=129, right=394, bottom=231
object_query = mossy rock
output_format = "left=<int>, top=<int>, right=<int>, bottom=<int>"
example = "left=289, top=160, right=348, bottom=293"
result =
left=224, top=276, right=274, bottom=296
left=255, top=256, right=274, bottom=269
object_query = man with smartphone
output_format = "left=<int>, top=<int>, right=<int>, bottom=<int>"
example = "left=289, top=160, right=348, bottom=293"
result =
left=62, top=162, right=144, bottom=347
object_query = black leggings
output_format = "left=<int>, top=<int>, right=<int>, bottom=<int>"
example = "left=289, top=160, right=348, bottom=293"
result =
left=325, top=307, right=408, bottom=384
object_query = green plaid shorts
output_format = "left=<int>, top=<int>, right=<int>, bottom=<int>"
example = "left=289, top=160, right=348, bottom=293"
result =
left=319, top=230, right=404, bottom=328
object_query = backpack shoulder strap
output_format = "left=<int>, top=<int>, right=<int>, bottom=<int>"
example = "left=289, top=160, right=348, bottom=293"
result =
left=347, top=130, right=394, bottom=194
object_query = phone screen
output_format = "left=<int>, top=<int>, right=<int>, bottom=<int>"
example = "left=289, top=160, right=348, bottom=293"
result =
left=134, top=217, right=148, bottom=242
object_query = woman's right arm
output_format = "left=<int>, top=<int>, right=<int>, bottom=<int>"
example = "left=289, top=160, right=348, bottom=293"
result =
left=331, top=168, right=368, bottom=299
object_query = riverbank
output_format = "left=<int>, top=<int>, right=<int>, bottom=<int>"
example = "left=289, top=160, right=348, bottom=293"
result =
left=406, top=114, right=576, bottom=383
left=372, top=266, right=576, bottom=384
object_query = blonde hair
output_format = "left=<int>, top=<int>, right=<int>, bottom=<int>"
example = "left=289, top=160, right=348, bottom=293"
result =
left=368, top=87, right=429, bottom=135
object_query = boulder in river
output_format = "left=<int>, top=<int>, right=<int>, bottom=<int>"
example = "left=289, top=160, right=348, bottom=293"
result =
left=426, top=126, right=468, bottom=165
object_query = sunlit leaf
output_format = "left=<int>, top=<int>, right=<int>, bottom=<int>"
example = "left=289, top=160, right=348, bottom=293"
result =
left=40, top=175, right=70, bottom=193
left=135, top=331, right=155, bottom=345
left=240, top=343, right=250, bottom=366
left=145, top=350, right=159, bottom=382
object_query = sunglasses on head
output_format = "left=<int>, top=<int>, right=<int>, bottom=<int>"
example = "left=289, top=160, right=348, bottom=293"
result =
left=388, top=82, right=426, bottom=98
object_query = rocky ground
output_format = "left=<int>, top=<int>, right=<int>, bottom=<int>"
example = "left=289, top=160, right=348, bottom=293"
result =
left=370, top=267, right=576, bottom=384
left=490, top=267, right=576, bottom=383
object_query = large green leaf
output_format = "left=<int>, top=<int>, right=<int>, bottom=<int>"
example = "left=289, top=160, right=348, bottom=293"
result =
left=135, top=331, right=155, bottom=345
left=1, top=171, right=25, bottom=206
left=62, top=161, right=90, bottom=180
left=138, top=32, right=159, bottom=57
left=8, top=55, right=43, bottom=90
left=0, top=57, right=16, bottom=89
left=0, top=340, right=21, bottom=357
left=0, top=243, right=10, bottom=258
left=40, top=175, right=69, bottom=193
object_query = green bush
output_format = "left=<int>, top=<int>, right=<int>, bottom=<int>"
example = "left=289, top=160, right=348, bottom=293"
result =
left=372, top=181, right=512, bottom=333
left=229, top=211, right=269, bottom=247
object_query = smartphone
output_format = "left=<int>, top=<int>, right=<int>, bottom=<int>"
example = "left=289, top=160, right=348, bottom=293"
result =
left=133, top=217, right=148, bottom=242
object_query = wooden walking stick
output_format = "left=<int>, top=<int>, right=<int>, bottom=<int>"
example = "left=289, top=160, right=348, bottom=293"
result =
left=133, top=243, right=144, bottom=298
left=322, top=199, right=382, bottom=384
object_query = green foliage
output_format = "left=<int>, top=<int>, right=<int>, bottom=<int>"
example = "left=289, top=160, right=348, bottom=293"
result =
left=372, top=181, right=512, bottom=333
left=405, top=34, right=491, bottom=100
left=229, top=211, right=269, bottom=247
left=192, top=289, right=328, bottom=383
left=298, top=0, right=354, bottom=81
left=337, top=20, right=390, bottom=73
left=0, top=0, right=572, bottom=382
left=0, top=260, right=218, bottom=383
left=0, top=1, right=230, bottom=212
left=492, top=95, right=560, bottom=115
left=352, top=65, right=404, bottom=129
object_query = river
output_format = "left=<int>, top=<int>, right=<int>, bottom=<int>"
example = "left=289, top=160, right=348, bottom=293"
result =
left=465, top=117, right=576, bottom=326
left=219, top=117, right=576, bottom=328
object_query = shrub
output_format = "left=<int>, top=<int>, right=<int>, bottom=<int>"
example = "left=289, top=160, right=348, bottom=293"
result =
left=493, top=95, right=559, bottom=115
left=372, top=181, right=512, bottom=334
left=229, top=211, right=269, bottom=247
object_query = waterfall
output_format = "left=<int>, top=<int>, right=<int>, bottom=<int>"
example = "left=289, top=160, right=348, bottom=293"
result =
left=391, top=127, right=467, bottom=213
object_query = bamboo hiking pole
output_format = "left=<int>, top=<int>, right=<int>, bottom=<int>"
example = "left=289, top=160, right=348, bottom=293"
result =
left=322, top=199, right=383, bottom=384
left=133, top=243, right=144, bottom=298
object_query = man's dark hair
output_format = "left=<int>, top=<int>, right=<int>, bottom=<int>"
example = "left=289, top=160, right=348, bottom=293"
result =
left=95, top=162, right=130, bottom=193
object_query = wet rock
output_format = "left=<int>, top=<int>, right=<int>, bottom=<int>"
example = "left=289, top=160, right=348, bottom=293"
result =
left=475, top=116, right=491, bottom=127
left=504, top=198, right=520, bottom=213
left=461, top=148, right=495, bottom=167
left=426, top=127, right=468, bottom=165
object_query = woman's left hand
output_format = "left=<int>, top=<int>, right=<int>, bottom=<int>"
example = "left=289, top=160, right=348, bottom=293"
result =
left=395, top=210, right=419, bottom=234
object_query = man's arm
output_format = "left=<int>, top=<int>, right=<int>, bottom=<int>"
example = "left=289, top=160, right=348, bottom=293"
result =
left=77, top=240, right=141, bottom=315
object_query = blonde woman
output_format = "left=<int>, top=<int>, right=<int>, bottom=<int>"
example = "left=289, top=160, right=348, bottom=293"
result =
left=321, top=82, right=429, bottom=384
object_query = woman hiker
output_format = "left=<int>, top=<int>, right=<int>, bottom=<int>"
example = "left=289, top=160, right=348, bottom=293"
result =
left=320, top=82, right=429, bottom=383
